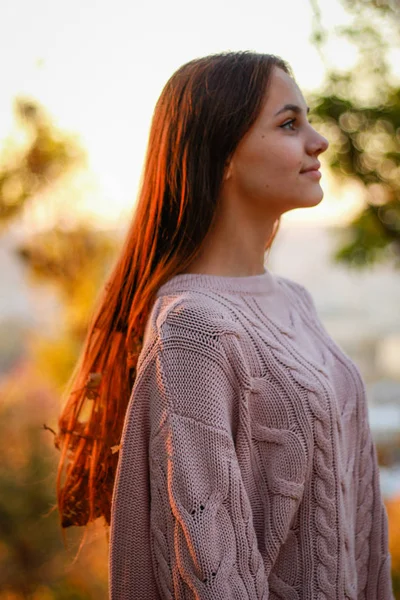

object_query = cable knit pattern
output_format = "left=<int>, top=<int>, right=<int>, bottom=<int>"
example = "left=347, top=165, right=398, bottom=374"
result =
left=109, top=268, right=394, bottom=599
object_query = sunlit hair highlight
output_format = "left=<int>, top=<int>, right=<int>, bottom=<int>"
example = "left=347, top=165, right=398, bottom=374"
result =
left=56, top=50, right=290, bottom=530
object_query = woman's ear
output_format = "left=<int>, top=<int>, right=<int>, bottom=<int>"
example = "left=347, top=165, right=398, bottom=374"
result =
left=223, top=158, right=233, bottom=182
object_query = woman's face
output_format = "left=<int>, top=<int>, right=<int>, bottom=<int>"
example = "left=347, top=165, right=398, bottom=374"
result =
left=223, top=67, right=329, bottom=219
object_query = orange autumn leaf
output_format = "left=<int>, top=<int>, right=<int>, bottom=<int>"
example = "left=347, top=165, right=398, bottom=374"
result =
left=386, top=497, right=400, bottom=573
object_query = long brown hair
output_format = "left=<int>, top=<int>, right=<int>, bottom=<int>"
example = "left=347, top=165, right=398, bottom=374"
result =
left=56, top=51, right=289, bottom=529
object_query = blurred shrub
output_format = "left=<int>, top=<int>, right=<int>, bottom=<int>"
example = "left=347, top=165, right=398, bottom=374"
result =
left=0, top=359, right=108, bottom=598
left=0, top=99, right=84, bottom=223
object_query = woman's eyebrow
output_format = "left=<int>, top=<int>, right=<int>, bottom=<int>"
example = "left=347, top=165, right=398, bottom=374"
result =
left=274, top=104, right=310, bottom=116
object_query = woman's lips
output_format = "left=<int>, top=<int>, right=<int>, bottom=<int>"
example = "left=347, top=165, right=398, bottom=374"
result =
left=301, top=169, right=321, bottom=179
left=300, top=161, right=321, bottom=179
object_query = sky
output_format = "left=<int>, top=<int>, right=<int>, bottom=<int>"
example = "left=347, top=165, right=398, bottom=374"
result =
left=0, top=0, right=372, bottom=228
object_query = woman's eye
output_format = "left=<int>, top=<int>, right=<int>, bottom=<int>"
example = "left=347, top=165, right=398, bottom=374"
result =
left=280, top=119, right=296, bottom=131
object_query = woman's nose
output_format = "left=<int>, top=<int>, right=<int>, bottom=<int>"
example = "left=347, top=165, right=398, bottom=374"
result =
left=307, top=127, right=329, bottom=155
left=311, top=131, right=329, bottom=155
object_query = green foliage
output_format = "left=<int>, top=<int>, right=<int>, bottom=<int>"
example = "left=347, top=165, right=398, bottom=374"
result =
left=341, top=0, right=400, bottom=27
left=0, top=99, right=85, bottom=223
left=310, top=0, right=400, bottom=269
left=18, top=225, right=120, bottom=394
left=332, top=202, right=400, bottom=267
left=17, top=225, right=118, bottom=339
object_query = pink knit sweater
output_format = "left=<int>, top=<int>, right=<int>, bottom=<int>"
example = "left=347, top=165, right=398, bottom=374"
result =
left=109, top=269, right=394, bottom=599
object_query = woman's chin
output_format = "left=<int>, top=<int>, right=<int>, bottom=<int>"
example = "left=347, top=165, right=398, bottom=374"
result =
left=302, top=188, right=324, bottom=207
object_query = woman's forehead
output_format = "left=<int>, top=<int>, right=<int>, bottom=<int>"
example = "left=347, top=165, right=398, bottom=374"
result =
left=261, top=68, right=307, bottom=119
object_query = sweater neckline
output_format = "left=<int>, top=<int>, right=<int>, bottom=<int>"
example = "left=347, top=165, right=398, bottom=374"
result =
left=156, top=267, right=279, bottom=297
left=155, top=268, right=331, bottom=380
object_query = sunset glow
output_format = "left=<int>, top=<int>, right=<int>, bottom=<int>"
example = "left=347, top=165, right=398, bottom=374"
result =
left=0, top=0, right=387, bottom=228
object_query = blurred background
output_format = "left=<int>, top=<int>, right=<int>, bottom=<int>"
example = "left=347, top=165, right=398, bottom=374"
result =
left=1, top=0, right=400, bottom=597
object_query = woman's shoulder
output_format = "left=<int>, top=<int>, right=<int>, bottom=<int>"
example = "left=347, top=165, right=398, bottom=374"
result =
left=275, top=274, right=318, bottom=314
left=274, top=273, right=309, bottom=296
left=137, top=290, right=249, bottom=394
left=145, top=288, right=242, bottom=348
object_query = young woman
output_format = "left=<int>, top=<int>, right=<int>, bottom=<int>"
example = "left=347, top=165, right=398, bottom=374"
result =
left=56, top=52, right=394, bottom=599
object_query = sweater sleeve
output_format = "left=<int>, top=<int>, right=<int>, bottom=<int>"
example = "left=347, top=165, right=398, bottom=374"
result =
left=110, top=321, right=270, bottom=599
left=150, top=332, right=269, bottom=599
